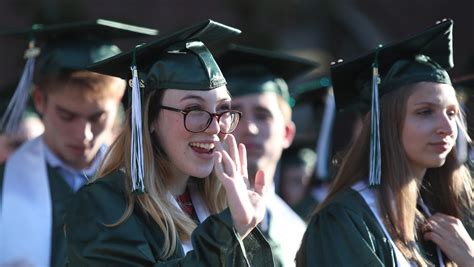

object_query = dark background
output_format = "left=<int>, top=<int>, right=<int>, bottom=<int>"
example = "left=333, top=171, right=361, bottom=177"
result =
left=1, top=0, right=472, bottom=90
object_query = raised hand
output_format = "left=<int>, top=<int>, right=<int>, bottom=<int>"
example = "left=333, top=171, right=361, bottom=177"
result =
left=213, top=134, right=267, bottom=238
left=423, top=213, right=474, bottom=267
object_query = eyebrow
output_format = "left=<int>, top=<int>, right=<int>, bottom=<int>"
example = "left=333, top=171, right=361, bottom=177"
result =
left=179, top=95, right=231, bottom=103
left=413, top=101, right=457, bottom=106
left=56, top=105, right=78, bottom=116
left=179, top=95, right=205, bottom=102
left=56, top=105, right=105, bottom=118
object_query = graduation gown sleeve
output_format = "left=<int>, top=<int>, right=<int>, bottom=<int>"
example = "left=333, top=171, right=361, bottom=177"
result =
left=65, top=171, right=273, bottom=267
left=297, top=189, right=396, bottom=267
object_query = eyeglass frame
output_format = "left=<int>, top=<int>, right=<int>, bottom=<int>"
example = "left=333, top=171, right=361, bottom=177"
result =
left=157, top=105, right=242, bottom=134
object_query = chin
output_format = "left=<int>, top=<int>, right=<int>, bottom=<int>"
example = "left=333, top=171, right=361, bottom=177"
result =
left=190, top=166, right=213, bottom=178
left=428, top=158, right=447, bottom=168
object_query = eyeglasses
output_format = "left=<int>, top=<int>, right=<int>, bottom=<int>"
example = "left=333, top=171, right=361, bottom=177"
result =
left=158, top=105, right=242, bottom=134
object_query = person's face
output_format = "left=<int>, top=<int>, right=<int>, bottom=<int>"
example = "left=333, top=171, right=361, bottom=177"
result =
left=153, top=86, right=231, bottom=180
left=0, top=117, right=44, bottom=164
left=34, top=85, right=121, bottom=169
left=232, top=92, right=295, bottom=179
left=402, top=82, right=458, bottom=177
left=280, top=164, right=309, bottom=206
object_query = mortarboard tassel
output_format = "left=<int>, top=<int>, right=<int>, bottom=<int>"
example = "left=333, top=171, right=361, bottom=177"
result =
left=130, top=47, right=145, bottom=193
left=315, top=87, right=335, bottom=180
left=369, top=45, right=383, bottom=186
left=0, top=39, right=40, bottom=134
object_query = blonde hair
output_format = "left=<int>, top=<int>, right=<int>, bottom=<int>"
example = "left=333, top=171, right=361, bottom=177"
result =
left=315, top=83, right=473, bottom=266
left=97, top=89, right=227, bottom=259
left=277, top=95, right=293, bottom=122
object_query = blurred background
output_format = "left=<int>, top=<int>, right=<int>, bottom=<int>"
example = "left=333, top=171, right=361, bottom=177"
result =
left=1, top=0, right=473, bottom=91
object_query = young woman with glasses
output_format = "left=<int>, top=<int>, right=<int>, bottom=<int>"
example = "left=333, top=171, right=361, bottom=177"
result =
left=64, top=21, right=273, bottom=266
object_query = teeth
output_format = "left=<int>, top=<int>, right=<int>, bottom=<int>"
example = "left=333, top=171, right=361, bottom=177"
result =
left=190, top=142, right=215, bottom=150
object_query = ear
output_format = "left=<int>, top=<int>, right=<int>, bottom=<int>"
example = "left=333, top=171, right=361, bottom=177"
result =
left=282, top=121, right=296, bottom=149
left=32, top=86, right=45, bottom=115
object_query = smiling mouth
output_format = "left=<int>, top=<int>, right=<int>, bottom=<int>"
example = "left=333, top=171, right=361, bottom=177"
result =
left=189, top=142, right=215, bottom=153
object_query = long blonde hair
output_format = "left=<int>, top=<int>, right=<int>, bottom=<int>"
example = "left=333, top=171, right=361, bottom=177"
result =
left=96, top=88, right=227, bottom=259
left=316, top=83, right=473, bottom=266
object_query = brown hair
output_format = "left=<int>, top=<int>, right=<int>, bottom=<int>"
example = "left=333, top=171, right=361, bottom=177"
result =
left=97, top=88, right=227, bottom=259
left=34, top=70, right=126, bottom=101
left=299, top=83, right=473, bottom=266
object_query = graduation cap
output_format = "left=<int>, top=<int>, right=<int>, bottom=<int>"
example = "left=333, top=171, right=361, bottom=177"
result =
left=0, top=19, right=158, bottom=135
left=217, top=44, right=319, bottom=105
left=292, top=76, right=332, bottom=105
left=87, top=19, right=241, bottom=193
left=331, top=19, right=453, bottom=112
left=330, top=18, right=454, bottom=185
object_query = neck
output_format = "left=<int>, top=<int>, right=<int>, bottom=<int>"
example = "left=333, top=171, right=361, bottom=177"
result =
left=43, top=136, right=96, bottom=170
left=167, top=169, right=190, bottom=197
left=411, top=166, right=427, bottom=181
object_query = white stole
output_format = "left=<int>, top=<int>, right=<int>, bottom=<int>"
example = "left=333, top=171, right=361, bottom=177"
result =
left=352, top=182, right=413, bottom=267
left=169, top=180, right=210, bottom=254
left=266, top=188, right=307, bottom=267
left=0, top=136, right=52, bottom=267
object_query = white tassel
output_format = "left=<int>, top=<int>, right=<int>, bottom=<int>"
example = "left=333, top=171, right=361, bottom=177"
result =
left=130, top=65, right=145, bottom=193
left=315, top=88, right=336, bottom=180
left=369, top=58, right=382, bottom=186
left=1, top=41, right=39, bottom=134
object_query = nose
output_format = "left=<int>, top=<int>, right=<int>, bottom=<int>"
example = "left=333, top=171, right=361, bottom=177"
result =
left=204, top=115, right=220, bottom=134
left=75, top=119, right=93, bottom=142
left=240, top=118, right=259, bottom=135
left=437, top=113, right=456, bottom=136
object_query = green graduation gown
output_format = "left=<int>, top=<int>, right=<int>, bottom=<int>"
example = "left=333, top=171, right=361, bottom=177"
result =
left=65, top=170, right=274, bottom=266
left=296, top=188, right=397, bottom=267
left=0, top=164, right=74, bottom=267
left=292, top=193, right=319, bottom=222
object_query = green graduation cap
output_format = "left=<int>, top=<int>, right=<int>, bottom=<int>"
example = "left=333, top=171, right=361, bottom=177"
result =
left=217, top=44, right=319, bottom=105
left=292, top=76, right=332, bottom=105
left=331, top=18, right=453, bottom=112
left=0, top=19, right=158, bottom=135
left=330, top=18, right=454, bottom=186
left=87, top=19, right=241, bottom=193
left=2, top=19, right=158, bottom=74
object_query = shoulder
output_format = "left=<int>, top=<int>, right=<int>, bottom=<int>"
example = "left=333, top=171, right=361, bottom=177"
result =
left=308, top=187, right=380, bottom=232
left=298, top=188, right=395, bottom=266
left=69, top=170, right=129, bottom=224
left=81, top=171, right=127, bottom=199
left=324, top=187, right=371, bottom=213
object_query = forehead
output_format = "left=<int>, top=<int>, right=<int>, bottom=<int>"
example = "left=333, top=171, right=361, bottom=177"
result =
left=161, top=86, right=231, bottom=103
left=231, top=92, right=281, bottom=109
left=407, top=82, right=458, bottom=106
